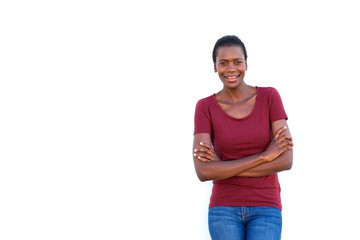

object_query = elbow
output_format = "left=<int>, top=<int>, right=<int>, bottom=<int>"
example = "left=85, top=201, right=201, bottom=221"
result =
left=198, top=176, right=208, bottom=182
left=285, top=159, right=292, bottom=170
left=284, top=153, right=293, bottom=170
left=196, top=167, right=215, bottom=182
left=197, top=175, right=209, bottom=182
left=196, top=171, right=212, bottom=182
left=279, top=149, right=293, bottom=171
left=195, top=167, right=206, bottom=182
left=194, top=161, right=226, bottom=182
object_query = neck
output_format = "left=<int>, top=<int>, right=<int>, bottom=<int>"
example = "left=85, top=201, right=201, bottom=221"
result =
left=219, top=82, right=251, bottom=102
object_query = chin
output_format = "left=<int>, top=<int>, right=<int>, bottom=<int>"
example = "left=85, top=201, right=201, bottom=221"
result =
left=222, top=80, right=243, bottom=89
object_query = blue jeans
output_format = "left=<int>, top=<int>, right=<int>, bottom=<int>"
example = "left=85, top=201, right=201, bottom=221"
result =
left=208, top=206, right=282, bottom=240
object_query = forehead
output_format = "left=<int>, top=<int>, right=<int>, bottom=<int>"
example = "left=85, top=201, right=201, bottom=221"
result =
left=216, top=45, right=245, bottom=61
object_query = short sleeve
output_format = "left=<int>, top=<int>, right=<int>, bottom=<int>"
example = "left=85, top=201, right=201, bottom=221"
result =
left=194, top=99, right=212, bottom=135
left=269, top=88, right=288, bottom=122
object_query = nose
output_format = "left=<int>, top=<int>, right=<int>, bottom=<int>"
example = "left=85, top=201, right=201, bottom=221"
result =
left=226, top=62, right=236, bottom=71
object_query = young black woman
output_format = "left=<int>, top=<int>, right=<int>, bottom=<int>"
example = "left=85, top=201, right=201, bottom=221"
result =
left=193, top=35, right=293, bottom=240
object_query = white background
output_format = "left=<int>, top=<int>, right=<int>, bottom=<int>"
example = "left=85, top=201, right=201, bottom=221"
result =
left=1, top=0, right=360, bottom=239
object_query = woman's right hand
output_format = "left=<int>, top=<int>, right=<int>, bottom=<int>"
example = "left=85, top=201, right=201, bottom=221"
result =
left=263, top=126, right=293, bottom=162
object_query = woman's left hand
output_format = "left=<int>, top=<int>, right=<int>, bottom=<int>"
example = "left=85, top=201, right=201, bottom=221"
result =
left=193, top=142, right=221, bottom=162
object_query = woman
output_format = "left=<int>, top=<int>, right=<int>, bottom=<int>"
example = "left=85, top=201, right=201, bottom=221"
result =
left=193, top=35, right=293, bottom=240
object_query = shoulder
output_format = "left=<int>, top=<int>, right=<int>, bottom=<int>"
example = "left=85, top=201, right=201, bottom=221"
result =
left=197, top=95, right=213, bottom=103
left=258, top=86, right=279, bottom=96
left=194, top=95, right=215, bottom=127
left=258, top=86, right=283, bottom=101
left=195, top=95, right=214, bottom=108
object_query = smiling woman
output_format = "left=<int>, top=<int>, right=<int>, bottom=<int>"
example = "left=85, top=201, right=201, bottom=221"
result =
left=192, top=35, right=293, bottom=240
left=214, top=46, right=247, bottom=86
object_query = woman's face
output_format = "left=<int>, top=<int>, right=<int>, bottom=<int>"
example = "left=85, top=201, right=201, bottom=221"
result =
left=214, top=45, right=247, bottom=89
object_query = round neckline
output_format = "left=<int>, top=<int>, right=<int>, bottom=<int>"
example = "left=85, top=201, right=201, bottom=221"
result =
left=211, top=86, right=260, bottom=121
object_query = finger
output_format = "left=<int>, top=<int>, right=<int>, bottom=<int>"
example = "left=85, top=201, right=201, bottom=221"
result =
left=278, top=135, right=293, bottom=143
left=195, top=155, right=210, bottom=162
left=197, top=155, right=212, bottom=162
left=197, top=155, right=210, bottom=162
left=280, top=140, right=294, bottom=148
left=274, top=126, right=287, bottom=140
left=283, top=145, right=293, bottom=151
left=200, top=142, right=215, bottom=152
left=274, top=126, right=287, bottom=139
left=194, top=147, right=214, bottom=156
left=194, top=153, right=215, bottom=161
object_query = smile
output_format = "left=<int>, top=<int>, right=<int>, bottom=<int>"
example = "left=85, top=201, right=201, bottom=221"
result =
left=225, top=75, right=240, bottom=82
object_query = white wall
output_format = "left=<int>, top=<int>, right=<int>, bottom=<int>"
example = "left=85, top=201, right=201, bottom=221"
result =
left=1, top=0, right=359, bottom=239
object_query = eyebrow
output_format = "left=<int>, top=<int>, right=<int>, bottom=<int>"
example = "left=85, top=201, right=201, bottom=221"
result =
left=218, top=58, right=244, bottom=62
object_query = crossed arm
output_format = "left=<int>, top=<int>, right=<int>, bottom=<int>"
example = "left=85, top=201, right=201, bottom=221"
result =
left=192, top=119, right=293, bottom=182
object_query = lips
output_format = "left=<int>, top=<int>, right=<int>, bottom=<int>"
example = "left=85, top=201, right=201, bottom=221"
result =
left=225, top=75, right=240, bottom=82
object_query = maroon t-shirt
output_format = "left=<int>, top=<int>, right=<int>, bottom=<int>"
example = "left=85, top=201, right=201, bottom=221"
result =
left=194, top=87, right=288, bottom=210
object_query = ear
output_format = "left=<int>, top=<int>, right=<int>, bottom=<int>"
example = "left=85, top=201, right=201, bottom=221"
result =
left=214, top=62, right=217, bottom=73
left=245, top=61, right=248, bottom=70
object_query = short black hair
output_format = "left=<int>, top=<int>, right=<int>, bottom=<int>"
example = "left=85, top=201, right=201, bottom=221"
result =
left=212, top=35, right=248, bottom=63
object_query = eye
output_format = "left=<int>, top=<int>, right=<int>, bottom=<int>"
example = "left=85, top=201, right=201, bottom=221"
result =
left=235, top=61, right=243, bottom=65
left=219, top=61, right=227, bottom=66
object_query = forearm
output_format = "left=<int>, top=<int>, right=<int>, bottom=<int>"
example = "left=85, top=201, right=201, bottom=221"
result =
left=236, top=150, right=293, bottom=177
left=236, top=120, right=294, bottom=178
left=195, top=153, right=267, bottom=181
left=193, top=128, right=293, bottom=181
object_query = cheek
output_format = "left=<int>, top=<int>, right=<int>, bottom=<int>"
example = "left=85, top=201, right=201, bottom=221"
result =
left=239, top=65, right=247, bottom=72
left=218, top=72, right=226, bottom=79
left=217, top=66, right=226, bottom=74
